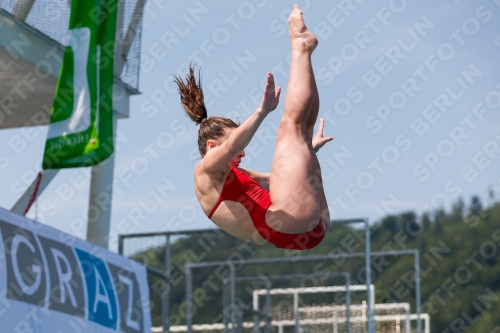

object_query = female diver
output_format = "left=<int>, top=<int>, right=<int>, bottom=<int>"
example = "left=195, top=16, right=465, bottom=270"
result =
left=175, top=6, right=333, bottom=250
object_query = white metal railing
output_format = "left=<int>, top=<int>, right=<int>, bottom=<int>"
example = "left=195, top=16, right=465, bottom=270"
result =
left=154, top=313, right=431, bottom=333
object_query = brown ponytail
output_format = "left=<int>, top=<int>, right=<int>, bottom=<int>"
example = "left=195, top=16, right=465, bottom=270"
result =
left=174, top=65, right=207, bottom=125
left=174, top=65, right=238, bottom=157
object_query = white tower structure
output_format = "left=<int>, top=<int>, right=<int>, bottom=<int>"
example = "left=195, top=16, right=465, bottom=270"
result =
left=1, top=0, right=146, bottom=249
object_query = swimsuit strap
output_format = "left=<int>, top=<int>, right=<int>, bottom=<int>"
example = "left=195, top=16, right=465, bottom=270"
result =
left=208, top=168, right=237, bottom=219
left=208, top=197, right=223, bottom=219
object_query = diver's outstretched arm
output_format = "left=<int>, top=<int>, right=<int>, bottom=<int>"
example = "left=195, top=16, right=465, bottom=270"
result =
left=202, top=73, right=280, bottom=173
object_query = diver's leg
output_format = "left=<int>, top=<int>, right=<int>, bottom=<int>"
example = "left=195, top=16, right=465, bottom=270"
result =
left=267, top=6, right=321, bottom=233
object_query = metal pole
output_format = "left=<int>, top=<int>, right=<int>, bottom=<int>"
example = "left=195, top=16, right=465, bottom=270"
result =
left=330, top=219, right=372, bottom=333
left=118, top=235, right=124, bottom=255
left=236, top=305, right=243, bottom=333
left=253, top=308, right=259, bottom=333
left=223, top=279, right=229, bottom=333
left=119, top=219, right=375, bottom=247
left=86, top=113, right=118, bottom=249
left=364, top=219, right=373, bottom=333
left=12, top=0, right=36, bottom=21
left=415, top=251, right=421, bottom=333
left=11, top=170, right=59, bottom=215
left=145, top=266, right=169, bottom=280
left=346, top=273, right=351, bottom=333
left=405, top=305, right=410, bottom=333
left=294, top=292, right=299, bottom=333
left=120, top=227, right=218, bottom=239
left=266, top=280, right=271, bottom=333
left=186, top=265, right=193, bottom=333
left=186, top=249, right=412, bottom=268
left=253, top=282, right=259, bottom=333
left=230, top=262, right=236, bottom=333
left=161, top=277, right=168, bottom=333
left=186, top=250, right=422, bottom=270
left=163, top=235, right=171, bottom=333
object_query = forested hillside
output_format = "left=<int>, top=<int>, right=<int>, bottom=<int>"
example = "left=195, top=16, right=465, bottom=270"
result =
left=132, top=196, right=500, bottom=332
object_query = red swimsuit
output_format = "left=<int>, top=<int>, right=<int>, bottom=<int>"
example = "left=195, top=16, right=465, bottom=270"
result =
left=208, top=167, right=325, bottom=250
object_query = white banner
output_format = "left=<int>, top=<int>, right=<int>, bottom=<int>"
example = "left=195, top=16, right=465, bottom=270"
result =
left=0, top=208, right=152, bottom=333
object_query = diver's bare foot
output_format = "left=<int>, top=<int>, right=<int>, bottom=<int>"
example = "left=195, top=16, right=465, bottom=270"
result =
left=288, top=5, right=317, bottom=53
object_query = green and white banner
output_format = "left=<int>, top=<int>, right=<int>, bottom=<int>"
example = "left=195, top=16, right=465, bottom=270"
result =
left=42, top=0, right=117, bottom=169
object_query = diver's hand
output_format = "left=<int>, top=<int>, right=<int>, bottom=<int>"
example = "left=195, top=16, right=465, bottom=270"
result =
left=312, top=119, right=334, bottom=153
left=258, top=72, right=281, bottom=115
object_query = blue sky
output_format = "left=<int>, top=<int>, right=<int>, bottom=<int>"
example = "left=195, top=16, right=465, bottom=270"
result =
left=1, top=0, right=499, bottom=252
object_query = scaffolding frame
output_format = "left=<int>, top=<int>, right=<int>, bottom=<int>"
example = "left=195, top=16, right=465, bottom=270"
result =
left=119, top=218, right=372, bottom=333
left=186, top=249, right=421, bottom=333
left=222, top=272, right=352, bottom=333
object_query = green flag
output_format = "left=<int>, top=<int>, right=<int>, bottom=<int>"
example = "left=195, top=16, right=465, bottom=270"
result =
left=42, top=0, right=118, bottom=169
